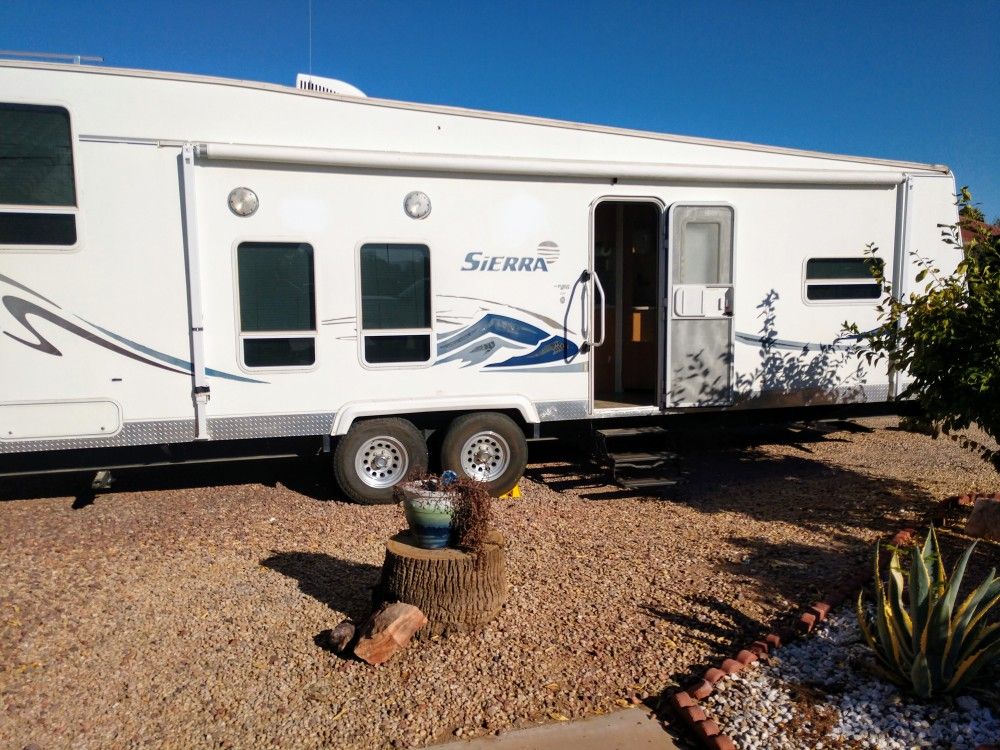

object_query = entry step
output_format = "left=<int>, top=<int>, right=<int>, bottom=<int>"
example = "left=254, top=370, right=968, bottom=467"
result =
left=617, top=475, right=679, bottom=491
left=595, top=426, right=669, bottom=439
left=591, top=423, right=684, bottom=495
left=607, top=450, right=679, bottom=469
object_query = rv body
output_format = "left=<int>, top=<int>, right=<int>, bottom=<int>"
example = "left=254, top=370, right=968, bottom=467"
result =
left=0, top=61, right=960, bottom=501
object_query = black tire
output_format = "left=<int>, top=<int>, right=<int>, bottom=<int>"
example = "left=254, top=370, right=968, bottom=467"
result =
left=333, top=418, right=428, bottom=505
left=440, top=412, right=528, bottom=496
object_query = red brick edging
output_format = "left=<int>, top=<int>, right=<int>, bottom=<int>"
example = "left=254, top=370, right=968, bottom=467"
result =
left=926, top=491, right=993, bottom=528
left=667, top=528, right=924, bottom=750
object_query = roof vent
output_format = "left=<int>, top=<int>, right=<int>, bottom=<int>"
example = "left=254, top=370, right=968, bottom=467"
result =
left=295, top=74, right=366, bottom=97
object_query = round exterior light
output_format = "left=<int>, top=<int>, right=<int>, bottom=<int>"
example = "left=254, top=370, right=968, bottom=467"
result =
left=228, top=187, right=259, bottom=217
left=403, top=191, right=431, bottom=220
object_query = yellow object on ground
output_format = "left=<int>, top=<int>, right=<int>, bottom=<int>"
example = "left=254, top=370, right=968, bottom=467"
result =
left=500, top=484, right=521, bottom=499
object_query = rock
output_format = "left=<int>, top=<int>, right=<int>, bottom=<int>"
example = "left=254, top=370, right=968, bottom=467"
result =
left=965, top=496, right=1000, bottom=540
left=328, top=619, right=357, bottom=654
left=955, top=695, right=979, bottom=712
left=353, top=602, right=428, bottom=665
left=304, top=678, right=341, bottom=705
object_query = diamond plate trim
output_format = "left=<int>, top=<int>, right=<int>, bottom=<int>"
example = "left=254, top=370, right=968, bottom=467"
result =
left=862, top=384, right=889, bottom=402
left=535, top=400, right=589, bottom=421
left=730, top=383, right=890, bottom=409
left=0, top=412, right=335, bottom=453
left=208, top=413, right=335, bottom=441
left=0, top=419, right=196, bottom=453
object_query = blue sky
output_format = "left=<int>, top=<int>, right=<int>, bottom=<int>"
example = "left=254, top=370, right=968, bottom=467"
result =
left=2, top=1, right=998, bottom=218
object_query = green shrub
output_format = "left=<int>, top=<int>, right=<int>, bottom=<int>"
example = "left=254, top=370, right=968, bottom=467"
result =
left=856, top=526, right=1000, bottom=698
left=845, top=188, right=1000, bottom=470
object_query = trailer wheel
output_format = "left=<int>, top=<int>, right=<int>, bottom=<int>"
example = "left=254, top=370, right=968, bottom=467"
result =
left=440, top=412, right=527, bottom=496
left=333, top=418, right=428, bottom=505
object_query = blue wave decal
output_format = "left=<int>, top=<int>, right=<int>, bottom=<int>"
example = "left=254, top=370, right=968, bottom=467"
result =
left=485, top=335, right=579, bottom=368
left=438, top=314, right=548, bottom=355
left=487, top=362, right=588, bottom=374
left=436, top=336, right=526, bottom=368
left=89, top=322, right=266, bottom=384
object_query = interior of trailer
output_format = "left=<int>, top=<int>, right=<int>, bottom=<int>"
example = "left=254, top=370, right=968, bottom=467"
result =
left=592, top=200, right=662, bottom=409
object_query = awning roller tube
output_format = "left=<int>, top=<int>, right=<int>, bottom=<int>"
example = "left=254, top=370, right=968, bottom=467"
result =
left=196, top=143, right=906, bottom=186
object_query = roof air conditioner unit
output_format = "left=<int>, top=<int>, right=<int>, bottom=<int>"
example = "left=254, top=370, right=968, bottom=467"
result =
left=295, top=74, right=366, bottom=97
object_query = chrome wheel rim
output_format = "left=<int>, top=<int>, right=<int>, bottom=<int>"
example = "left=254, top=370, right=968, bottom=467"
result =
left=355, top=436, right=409, bottom=489
left=460, top=431, right=510, bottom=482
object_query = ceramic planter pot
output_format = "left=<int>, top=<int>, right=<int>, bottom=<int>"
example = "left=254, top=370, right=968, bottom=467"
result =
left=399, top=482, right=455, bottom=549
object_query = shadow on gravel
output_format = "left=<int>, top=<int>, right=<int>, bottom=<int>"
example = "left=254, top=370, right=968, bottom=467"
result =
left=721, top=535, right=873, bottom=606
left=527, top=421, right=932, bottom=526
left=0, top=456, right=342, bottom=503
left=644, top=595, right=768, bottom=653
left=676, top=446, right=933, bottom=534
left=70, top=487, right=96, bottom=509
left=260, top=551, right=378, bottom=623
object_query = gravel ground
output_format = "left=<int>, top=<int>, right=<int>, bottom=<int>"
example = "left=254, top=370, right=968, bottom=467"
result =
left=1, top=416, right=998, bottom=749
left=703, top=605, right=1000, bottom=749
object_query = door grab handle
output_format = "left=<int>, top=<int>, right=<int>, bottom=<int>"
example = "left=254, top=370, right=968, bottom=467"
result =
left=591, top=270, right=606, bottom=347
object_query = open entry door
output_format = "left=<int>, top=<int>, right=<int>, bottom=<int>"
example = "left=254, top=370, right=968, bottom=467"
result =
left=664, top=204, right=735, bottom=408
left=591, top=200, right=663, bottom=410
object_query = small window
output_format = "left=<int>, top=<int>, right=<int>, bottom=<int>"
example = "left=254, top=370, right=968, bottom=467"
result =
left=359, top=243, right=432, bottom=364
left=237, top=242, right=316, bottom=368
left=805, top=257, right=883, bottom=302
left=0, top=103, right=77, bottom=247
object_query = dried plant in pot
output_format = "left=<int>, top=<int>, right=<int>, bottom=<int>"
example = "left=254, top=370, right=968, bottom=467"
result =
left=394, top=471, right=493, bottom=555
left=448, top=476, right=493, bottom=562
left=395, top=472, right=455, bottom=550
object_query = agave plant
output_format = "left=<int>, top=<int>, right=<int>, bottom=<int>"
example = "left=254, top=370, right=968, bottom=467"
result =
left=856, top=526, right=1000, bottom=698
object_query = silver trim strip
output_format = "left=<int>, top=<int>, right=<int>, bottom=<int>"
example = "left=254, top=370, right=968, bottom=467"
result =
left=0, top=412, right=335, bottom=453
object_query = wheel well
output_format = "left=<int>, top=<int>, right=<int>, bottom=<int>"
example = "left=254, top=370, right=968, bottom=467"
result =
left=346, top=410, right=531, bottom=437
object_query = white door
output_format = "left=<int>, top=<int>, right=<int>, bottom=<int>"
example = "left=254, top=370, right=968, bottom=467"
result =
left=664, top=204, right=735, bottom=407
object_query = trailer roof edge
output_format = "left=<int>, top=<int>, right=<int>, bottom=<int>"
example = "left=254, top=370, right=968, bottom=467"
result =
left=0, top=59, right=951, bottom=175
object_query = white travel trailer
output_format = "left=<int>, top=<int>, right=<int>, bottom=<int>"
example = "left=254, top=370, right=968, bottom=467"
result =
left=0, top=59, right=959, bottom=502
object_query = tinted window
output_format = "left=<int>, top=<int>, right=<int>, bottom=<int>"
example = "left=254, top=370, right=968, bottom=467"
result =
left=806, top=258, right=883, bottom=280
left=236, top=242, right=316, bottom=368
left=359, top=243, right=432, bottom=364
left=243, top=338, right=316, bottom=367
left=806, top=283, right=881, bottom=301
left=360, top=243, right=430, bottom=329
left=0, top=104, right=75, bottom=206
left=238, top=242, right=315, bottom=332
left=0, top=213, right=76, bottom=245
left=364, top=335, right=431, bottom=364
left=805, top=257, right=884, bottom=303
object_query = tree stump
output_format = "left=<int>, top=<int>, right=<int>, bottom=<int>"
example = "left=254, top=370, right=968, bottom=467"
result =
left=375, top=529, right=507, bottom=637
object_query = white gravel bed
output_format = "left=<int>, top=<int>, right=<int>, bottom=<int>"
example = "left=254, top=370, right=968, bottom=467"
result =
left=704, top=606, right=1000, bottom=749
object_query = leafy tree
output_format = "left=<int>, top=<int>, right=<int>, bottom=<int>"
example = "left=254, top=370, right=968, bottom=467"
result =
left=959, top=203, right=986, bottom=222
left=846, top=188, right=1000, bottom=469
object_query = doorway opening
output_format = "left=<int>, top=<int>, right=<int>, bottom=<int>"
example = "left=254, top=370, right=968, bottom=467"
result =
left=592, top=200, right=662, bottom=409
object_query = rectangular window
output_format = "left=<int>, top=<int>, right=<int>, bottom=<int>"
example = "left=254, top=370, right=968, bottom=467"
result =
left=237, top=242, right=316, bottom=368
left=359, top=243, right=432, bottom=364
left=805, top=257, right=883, bottom=302
left=0, top=103, right=77, bottom=247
